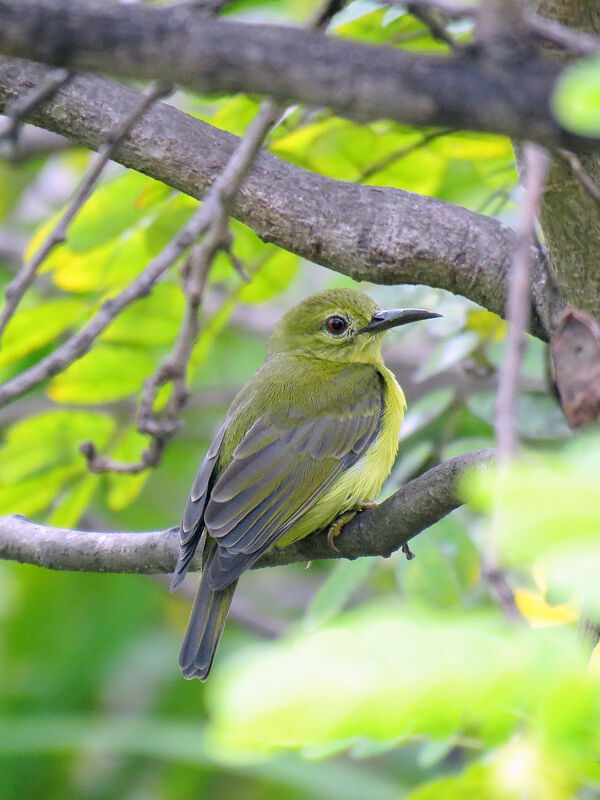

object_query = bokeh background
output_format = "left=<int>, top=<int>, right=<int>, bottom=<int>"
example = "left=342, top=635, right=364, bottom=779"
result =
left=1, top=2, right=599, bottom=799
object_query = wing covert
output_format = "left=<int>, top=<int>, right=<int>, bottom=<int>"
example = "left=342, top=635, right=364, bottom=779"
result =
left=170, top=418, right=228, bottom=591
left=203, top=373, right=385, bottom=590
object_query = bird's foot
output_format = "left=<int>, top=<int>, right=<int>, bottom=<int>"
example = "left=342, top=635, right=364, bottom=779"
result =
left=326, top=501, right=379, bottom=552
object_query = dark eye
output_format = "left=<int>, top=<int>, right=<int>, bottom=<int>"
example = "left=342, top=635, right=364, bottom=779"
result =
left=326, top=315, right=348, bottom=335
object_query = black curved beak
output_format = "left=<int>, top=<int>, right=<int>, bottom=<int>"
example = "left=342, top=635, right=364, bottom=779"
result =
left=357, top=308, right=442, bottom=335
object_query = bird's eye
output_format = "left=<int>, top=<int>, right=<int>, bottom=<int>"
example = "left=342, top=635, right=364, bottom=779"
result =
left=326, top=315, right=348, bottom=335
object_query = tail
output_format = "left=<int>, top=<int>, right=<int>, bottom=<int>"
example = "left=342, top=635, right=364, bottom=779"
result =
left=179, top=550, right=237, bottom=681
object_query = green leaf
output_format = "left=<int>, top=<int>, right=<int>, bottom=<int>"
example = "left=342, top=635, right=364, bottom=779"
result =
left=207, top=606, right=595, bottom=754
left=304, top=558, right=375, bottom=631
left=552, top=56, right=600, bottom=137
left=48, top=344, right=156, bottom=403
left=106, top=429, right=152, bottom=510
left=0, top=410, right=115, bottom=484
left=398, top=516, right=479, bottom=608
left=26, top=172, right=165, bottom=261
left=48, top=473, right=100, bottom=528
left=384, top=440, right=434, bottom=494
left=101, top=283, right=184, bottom=346
left=0, top=466, right=81, bottom=516
left=240, top=249, right=299, bottom=304
left=0, top=299, right=86, bottom=369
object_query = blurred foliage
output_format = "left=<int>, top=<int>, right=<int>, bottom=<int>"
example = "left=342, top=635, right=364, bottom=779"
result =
left=552, top=55, right=600, bottom=137
left=0, top=1, right=596, bottom=799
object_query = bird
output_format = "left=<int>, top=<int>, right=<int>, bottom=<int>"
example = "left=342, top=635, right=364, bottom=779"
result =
left=170, top=288, right=440, bottom=680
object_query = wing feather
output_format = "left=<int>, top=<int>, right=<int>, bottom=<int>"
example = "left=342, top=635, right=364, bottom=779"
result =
left=202, top=373, right=384, bottom=590
left=170, top=419, right=228, bottom=591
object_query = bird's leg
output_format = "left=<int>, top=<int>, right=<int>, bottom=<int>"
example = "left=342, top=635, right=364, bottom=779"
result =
left=326, top=501, right=379, bottom=552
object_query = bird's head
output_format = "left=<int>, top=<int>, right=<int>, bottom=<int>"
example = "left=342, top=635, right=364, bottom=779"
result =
left=267, top=288, right=441, bottom=364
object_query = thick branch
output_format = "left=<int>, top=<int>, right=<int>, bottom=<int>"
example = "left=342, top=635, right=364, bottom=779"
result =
left=0, top=59, right=558, bottom=338
left=0, top=0, right=595, bottom=151
left=0, top=450, right=494, bottom=574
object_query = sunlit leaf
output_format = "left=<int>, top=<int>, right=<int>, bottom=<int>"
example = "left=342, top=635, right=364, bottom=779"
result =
left=0, top=299, right=86, bottom=369
left=48, top=473, right=100, bottom=528
left=48, top=344, right=156, bottom=403
left=101, top=283, right=184, bottom=346
left=207, top=606, right=596, bottom=754
left=106, top=429, right=153, bottom=510
left=0, top=410, right=114, bottom=483
left=552, top=56, right=600, bottom=137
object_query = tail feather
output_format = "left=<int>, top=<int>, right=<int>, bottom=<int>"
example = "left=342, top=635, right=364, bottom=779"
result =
left=179, top=551, right=237, bottom=680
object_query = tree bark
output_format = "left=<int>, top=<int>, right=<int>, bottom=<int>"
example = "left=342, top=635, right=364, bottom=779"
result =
left=536, top=0, right=600, bottom=326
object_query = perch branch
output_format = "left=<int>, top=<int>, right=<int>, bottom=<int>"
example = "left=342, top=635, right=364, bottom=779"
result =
left=0, top=449, right=495, bottom=574
left=0, top=59, right=559, bottom=340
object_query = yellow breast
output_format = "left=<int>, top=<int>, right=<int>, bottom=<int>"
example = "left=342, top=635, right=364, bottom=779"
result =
left=277, top=366, right=405, bottom=547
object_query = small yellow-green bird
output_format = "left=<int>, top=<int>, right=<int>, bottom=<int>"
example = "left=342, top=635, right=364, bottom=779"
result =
left=170, top=288, right=440, bottom=679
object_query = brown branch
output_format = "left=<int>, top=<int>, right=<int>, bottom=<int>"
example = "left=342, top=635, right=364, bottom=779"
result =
left=0, top=449, right=495, bottom=574
left=0, top=0, right=595, bottom=151
left=0, top=79, right=172, bottom=344
left=0, top=66, right=70, bottom=152
left=527, top=12, right=600, bottom=57
left=0, top=99, right=280, bottom=409
left=495, top=143, right=549, bottom=460
left=0, top=119, right=70, bottom=160
left=406, top=4, right=465, bottom=52
left=0, top=59, right=559, bottom=339
left=78, top=0, right=337, bottom=474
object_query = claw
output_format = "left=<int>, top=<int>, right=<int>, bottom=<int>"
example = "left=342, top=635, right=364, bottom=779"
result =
left=326, top=501, right=378, bottom=553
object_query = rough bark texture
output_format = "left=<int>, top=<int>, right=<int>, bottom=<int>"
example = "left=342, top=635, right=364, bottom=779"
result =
left=0, top=57, right=552, bottom=337
left=0, top=450, right=495, bottom=574
left=0, top=0, right=596, bottom=151
left=537, top=0, right=600, bottom=326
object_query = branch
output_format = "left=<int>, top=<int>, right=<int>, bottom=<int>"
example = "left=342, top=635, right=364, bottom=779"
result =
left=0, top=59, right=559, bottom=338
left=0, top=449, right=495, bottom=574
left=495, top=144, right=549, bottom=459
left=0, top=99, right=280, bottom=408
left=0, top=65, right=70, bottom=152
left=0, top=0, right=595, bottom=151
left=0, top=79, right=172, bottom=343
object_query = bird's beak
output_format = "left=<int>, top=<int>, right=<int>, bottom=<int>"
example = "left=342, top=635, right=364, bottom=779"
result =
left=357, top=308, right=442, bottom=335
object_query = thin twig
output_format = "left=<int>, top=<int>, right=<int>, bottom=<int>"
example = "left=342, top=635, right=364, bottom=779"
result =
left=527, top=12, right=600, bottom=57
left=381, top=0, right=475, bottom=19
left=406, top=3, right=465, bottom=52
left=484, top=566, right=521, bottom=622
left=80, top=0, right=340, bottom=474
left=357, top=129, right=450, bottom=183
left=0, top=67, right=71, bottom=153
left=559, top=149, right=600, bottom=210
left=0, top=100, right=280, bottom=411
left=81, top=222, right=217, bottom=473
left=495, top=142, right=549, bottom=461
left=0, top=79, right=172, bottom=344
left=310, top=0, right=348, bottom=29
